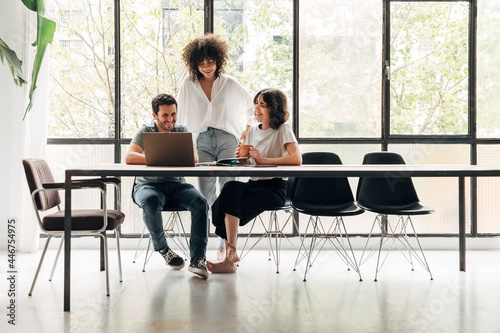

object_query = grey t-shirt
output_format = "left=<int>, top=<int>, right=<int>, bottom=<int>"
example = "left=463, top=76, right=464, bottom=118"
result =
left=132, top=122, right=189, bottom=186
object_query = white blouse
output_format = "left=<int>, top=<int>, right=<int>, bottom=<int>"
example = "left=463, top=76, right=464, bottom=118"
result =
left=176, top=73, right=254, bottom=142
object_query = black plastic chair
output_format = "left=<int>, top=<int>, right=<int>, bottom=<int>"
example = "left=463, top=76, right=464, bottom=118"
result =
left=131, top=179, right=190, bottom=272
left=239, top=177, right=300, bottom=273
left=356, top=151, right=434, bottom=281
left=291, top=152, right=363, bottom=282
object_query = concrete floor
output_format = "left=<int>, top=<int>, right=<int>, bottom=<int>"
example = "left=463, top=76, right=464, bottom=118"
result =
left=1, top=239, right=500, bottom=333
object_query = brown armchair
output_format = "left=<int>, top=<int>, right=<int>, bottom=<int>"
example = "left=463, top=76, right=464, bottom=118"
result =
left=22, top=158, right=125, bottom=296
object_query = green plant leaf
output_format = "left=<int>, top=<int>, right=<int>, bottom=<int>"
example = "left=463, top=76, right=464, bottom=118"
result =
left=1, top=0, right=56, bottom=119
left=0, top=37, right=27, bottom=86
left=24, top=0, right=54, bottom=117
left=24, top=14, right=56, bottom=119
left=21, top=0, right=40, bottom=13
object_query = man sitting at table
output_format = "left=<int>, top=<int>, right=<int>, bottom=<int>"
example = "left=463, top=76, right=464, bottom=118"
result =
left=125, top=93, right=209, bottom=280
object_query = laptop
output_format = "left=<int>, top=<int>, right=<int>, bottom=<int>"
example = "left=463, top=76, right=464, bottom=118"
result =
left=143, top=132, right=195, bottom=167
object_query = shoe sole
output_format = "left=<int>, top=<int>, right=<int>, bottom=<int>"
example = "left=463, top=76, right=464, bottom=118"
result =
left=188, top=267, right=209, bottom=280
left=169, top=262, right=185, bottom=270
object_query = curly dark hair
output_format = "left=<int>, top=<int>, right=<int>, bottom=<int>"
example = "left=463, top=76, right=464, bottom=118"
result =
left=253, top=88, right=289, bottom=130
left=151, top=93, right=177, bottom=115
left=181, top=34, right=229, bottom=81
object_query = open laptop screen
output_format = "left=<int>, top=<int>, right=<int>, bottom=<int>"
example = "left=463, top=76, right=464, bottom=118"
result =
left=142, top=132, right=195, bottom=167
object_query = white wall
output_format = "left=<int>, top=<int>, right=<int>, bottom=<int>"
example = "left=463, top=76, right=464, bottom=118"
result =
left=0, top=1, right=49, bottom=252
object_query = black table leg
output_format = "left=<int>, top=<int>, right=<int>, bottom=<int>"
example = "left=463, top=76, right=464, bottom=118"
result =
left=64, top=171, right=72, bottom=311
left=459, top=176, right=466, bottom=272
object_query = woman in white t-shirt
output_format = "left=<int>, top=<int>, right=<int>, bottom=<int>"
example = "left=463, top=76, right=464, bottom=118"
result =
left=207, top=88, right=302, bottom=273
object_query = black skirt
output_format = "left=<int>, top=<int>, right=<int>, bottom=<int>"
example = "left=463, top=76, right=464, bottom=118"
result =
left=211, top=178, right=287, bottom=240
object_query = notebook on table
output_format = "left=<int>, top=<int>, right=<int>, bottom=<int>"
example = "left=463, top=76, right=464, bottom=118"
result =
left=196, top=157, right=277, bottom=167
left=143, top=132, right=195, bottom=167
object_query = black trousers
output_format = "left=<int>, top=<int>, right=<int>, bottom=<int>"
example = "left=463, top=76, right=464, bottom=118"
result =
left=211, top=178, right=287, bottom=240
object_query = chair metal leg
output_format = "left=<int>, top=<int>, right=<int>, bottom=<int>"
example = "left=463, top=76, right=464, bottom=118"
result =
left=359, top=215, right=382, bottom=266
left=274, top=212, right=282, bottom=272
left=303, top=216, right=319, bottom=282
left=239, top=209, right=299, bottom=272
left=294, top=216, right=314, bottom=270
left=240, top=217, right=258, bottom=260
left=142, top=212, right=177, bottom=272
left=239, top=218, right=255, bottom=261
left=373, top=215, right=401, bottom=281
left=368, top=215, right=433, bottom=281
left=29, top=235, right=53, bottom=296
left=237, top=208, right=300, bottom=273
left=336, top=218, right=363, bottom=281
left=266, top=213, right=274, bottom=261
left=142, top=238, right=152, bottom=272
left=165, top=211, right=190, bottom=260
left=374, top=223, right=385, bottom=282
left=239, top=215, right=267, bottom=262
left=138, top=212, right=175, bottom=271
left=115, top=230, right=123, bottom=282
left=306, top=218, right=330, bottom=270
left=138, top=211, right=190, bottom=272
left=404, top=217, right=433, bottom=280
left=298, top=216, right=362, bottom=282
left=266, top=211, right=282, bottom=273
left=176, top=212, right=191, bottom=259
left=49, top=236, right=64, bottom=281
left=395, top=216, right=416, bottom=271
left=132, top=225, right=148, bottom=263
left=276, top=210, right=299, bottom=248
left=373, top=216, right=389, bottom=281
left=98, top=233, right=110, bottom=296
left=291, top=212, right=306, bottom=271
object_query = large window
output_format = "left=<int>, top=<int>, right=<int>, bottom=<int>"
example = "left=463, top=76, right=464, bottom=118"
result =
left=215, top=0, right=293, bottom=101
left=47, top=0, right=115, bottom=138
left=45, top=0, right=500, bottom=236
left=120, top=0, right=204, bottom=138
left=477, top=0, right=500, bottom=137
left=299, top=0, right=382, bottom=138
left=389, top=2, right=469, bottom=135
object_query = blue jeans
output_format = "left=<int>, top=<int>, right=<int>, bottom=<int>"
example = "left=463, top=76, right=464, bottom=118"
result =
left=196, top=127, right=239, bottom=206
left=197, top=127, right=238, bottom=249
left=133, top=181, right=208, bottom=261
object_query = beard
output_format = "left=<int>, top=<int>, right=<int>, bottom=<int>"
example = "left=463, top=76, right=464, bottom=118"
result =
left=157, top=121, right=174, bottom=132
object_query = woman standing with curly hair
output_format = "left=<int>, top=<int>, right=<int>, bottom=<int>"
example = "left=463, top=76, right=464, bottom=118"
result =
left=177, top=34, right=254, bottom=261
left=207, top=88, right=302, bottom=273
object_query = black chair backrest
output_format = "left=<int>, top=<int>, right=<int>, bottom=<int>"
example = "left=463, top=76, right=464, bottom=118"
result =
left=291, top=152, right=355, bottom=208
left=23, top=159, right=61, bottom=211
left=356, top=152, right=420, bottom=208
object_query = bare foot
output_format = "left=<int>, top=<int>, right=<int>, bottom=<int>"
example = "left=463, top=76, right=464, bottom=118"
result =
left=207, top=258, right=237, bottom=273
left=217, top=248, right=225, bottom=261
left=225, top=241, right=240, bottom=263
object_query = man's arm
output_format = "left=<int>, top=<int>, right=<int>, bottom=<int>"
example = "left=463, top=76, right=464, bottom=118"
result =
left=125, top=142, right=146, bottom=165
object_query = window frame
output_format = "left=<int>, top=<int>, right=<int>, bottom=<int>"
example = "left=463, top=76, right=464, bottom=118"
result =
left=47, top=0, right=500, bottom=237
